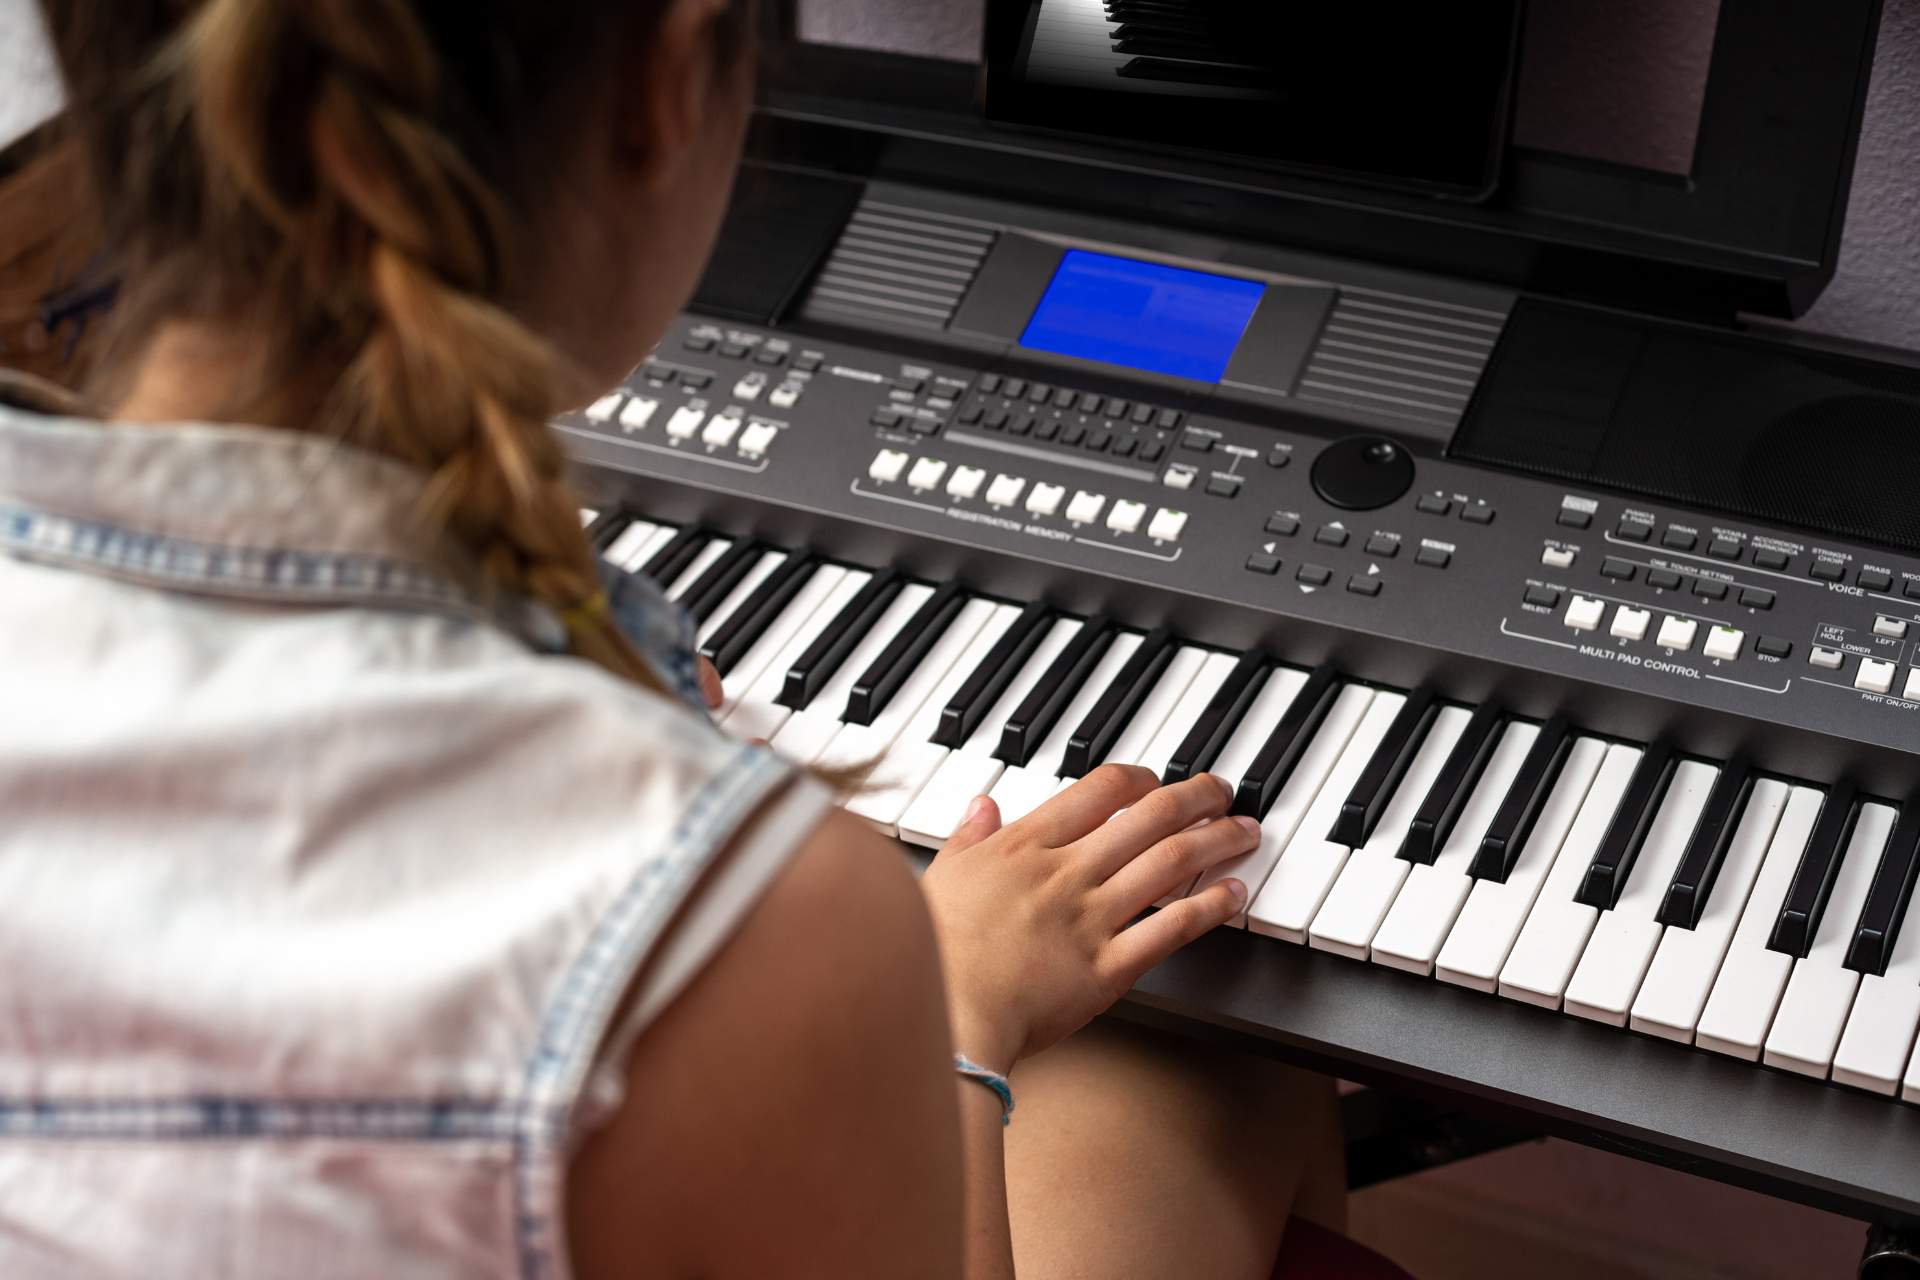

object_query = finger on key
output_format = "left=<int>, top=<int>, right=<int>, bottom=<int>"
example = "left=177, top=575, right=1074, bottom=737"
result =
left=696, top=656, right=725, bottom=710
left=1100, top=813, right=1261, bottom=923
left=1079, top=772, right=1236, bottom=883
left=1014, top=763, right=1161, bottom=849
left=1099, top=879, right=1247, bottom=994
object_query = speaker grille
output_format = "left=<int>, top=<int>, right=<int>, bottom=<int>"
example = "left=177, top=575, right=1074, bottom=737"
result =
left=799, top=199, right=997, bottom=331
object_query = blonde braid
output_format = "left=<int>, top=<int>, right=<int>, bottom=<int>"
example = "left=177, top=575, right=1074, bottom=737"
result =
left=182, top=0, right=664, bottom=690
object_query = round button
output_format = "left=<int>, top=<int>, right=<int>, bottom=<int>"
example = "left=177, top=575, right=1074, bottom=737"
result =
left=1311, top=436, right=1416, bottom=511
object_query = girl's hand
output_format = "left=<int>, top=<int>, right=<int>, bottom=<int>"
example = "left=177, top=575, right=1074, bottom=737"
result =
left=919, top=765, right=1257, bottom=1073
left=696, top=656, right=724, bottom=710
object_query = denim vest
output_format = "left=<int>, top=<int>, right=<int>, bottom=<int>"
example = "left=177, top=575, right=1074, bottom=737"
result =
left=0, top=392, right=825, bottom=1278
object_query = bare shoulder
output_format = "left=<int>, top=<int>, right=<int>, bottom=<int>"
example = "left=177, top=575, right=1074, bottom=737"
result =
left=567, top=806, right=963, bottom=1280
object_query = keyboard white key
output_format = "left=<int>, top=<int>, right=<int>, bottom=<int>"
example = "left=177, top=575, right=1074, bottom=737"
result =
left=664, top=538, right=734, bottom=601
left=1834, top=887, right=1920, bottom=1094
left=722, top=569, right=872, bottom=740
left=1629, top=779, right=1789, bottom=1042
left=1498, top=743, right=1647, bottom=1008
left=694, top=551, right=788, bottom=648
left=1309, top=705, right=1473, bottom=959
left=1245, top=688, right=1398, bottom=941
left=1435, top=736, right=1607, bottom=992
left=987, top=632, right=1144, bottom=823
left=1372, top=720, right=1541, bottom=975
left=600, top=520, right=661, bottom=569
left=897, top=618, right=1084, bottom=847
left=1762, top=802, right=1895, bottom=1078
left=1103, top=645, right=1209, bottom=767
left=1563, top=760, right=1720, bottom=1026
left=769, top=582, right=935, bottom=765
left=1132, top=652, right=1239, bottom=778
left=843, top=604, right=1023, bottom=834
left=1158, top=664, right=1310, bottom=905
left=1694, top=786, right=1826, bottom=1059
left=718, top=565, right=844, bottom=715
left=816, top=597, right=999, bottom=777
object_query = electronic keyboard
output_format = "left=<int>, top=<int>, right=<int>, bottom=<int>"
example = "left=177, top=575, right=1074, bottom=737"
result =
left=559, top=174, right=1920, bottom=1229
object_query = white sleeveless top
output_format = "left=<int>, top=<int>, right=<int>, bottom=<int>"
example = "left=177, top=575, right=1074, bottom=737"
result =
left=0, top=395, right=830, bottom=1278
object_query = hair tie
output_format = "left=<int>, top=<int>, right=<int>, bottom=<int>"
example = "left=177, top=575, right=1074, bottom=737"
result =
left=559, top=590, right=610, bottom=630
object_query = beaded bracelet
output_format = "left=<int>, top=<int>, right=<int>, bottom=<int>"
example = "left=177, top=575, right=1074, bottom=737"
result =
left=953, top=1054, right=1014, bottom=1126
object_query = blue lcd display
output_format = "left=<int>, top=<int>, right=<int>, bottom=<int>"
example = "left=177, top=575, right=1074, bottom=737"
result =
left=1017, top=250, right=1265, bottom=383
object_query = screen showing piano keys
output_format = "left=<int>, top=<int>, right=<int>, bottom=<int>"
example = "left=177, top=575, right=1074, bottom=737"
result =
left=1017, top=250, right=1265, bottom=382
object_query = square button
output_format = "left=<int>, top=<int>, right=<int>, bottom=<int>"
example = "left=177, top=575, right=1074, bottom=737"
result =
left=1106, top=499, right=1147, bottom=534
left=1032, top=419, right=1061, bottom=441
left=1647, top=569, right=1682, bottom=590
left=1461, top=503, right=1495, bottom=525
left=985, top=474, right=1026, bottom=509
left=1557, top=508, right=1593, bottom=530
left=1147, top=509, right=1189, bottom=542
left=1753, top=548, right=1790, bottom=571
left=1810, top=559, right=1845, bottom=581
left=1564, top=596, right=1605, bottom=632
left=1662, top=528, right=1697, bottom=551
left=1656, top=616, right=1698, bottom=651
left=1860, top=568, right=1894, bottom=593
left=1415, top=546, right=1452, bottom=568
left=1265, top=514, right=1300, bottom=536
left=1205, top=476, right=1241, bottom=498
left=1756, top=637, right=1793, bottom=659
left=1738, top=587, right=1776, bottom=610
left=1065, top=491, right=1106, bottom=525
left=906, top=457, right=948, bottom=492
left=1906, top=668, right=1920, bottom=702
left=1809, top=647, right=1844, bottom=670
left=1610, top=606, right=1651, bottom=641
left=1164, top=468, right=1195, bottom=492
left=1366, top=534, right=1400, bottom=558
left=1616, top=520, right=1653, bottom=542
left=1692, top=579, right=1728, bottom=600
left=1873, top=615, right=1909, bottom=639
left=1346, top=575, right=1383, bottom=597
left=1600, top=557, right=1636, bottom=581
left=868, top=448, right=911, bottom=483
left=1297, top=564, right=1333, bottom=587
left=1703, top=625, right=1745, bottom=661
left=1315, top=525, right=1351, bottom=548
left=1025, top=482, right=1066, bottom=516
left=1708, top=537, right=1742, bottom=561
left=1856, top=657, right=1896, bottom=695
left=1246, top=553, right=1282, bottom=576
left=946, top=465, right=987, bottom=500
left=1524, top=585, right=1562, bottom=608
left=1541, top=545, right=1576, bottom=570
left=1415, top=494, right=1452, bottom=516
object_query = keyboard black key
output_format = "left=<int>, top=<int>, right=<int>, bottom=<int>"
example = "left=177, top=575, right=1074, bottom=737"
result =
left=844, top=581, right=967, bottom=727
left=1655, top=755, right=1755, bottom=929
left=585, top=510, right=629, bottom=554
left=1232, top=664, right=1341, bottom=820
left=1574, top=738, right=1679, bottom=910
left=997, top=618, right=1118, bottom=766
left=1398, top=703, right=1503, bottom=865
left=640, top=525, right=710, bottom=585
left=1164, top=651, right=1271, bottom=784
left=1329, top=688, right=1439, bottom=848
left=1845, top=788, right=1920, bottom=975
left=1468, top=713, right=1574, bottom=883
left=933, top=602, right=1053, bottom=749
left=698, top=553, right=817, bottom=676
left=776, top=570, right=904, bottom=711
left=678, top=540, right=762, bottom=625
left=1060, top=626, right=1177, bottom=779
left=1767, top=779, right=1862, bottom=958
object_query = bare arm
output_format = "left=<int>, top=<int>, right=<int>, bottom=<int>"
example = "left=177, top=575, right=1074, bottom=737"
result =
left=567, top=807, right=964, bottom=1279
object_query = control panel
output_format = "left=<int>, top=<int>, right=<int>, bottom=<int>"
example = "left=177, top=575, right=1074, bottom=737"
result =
left=559, top=311, right=1920, bottom=778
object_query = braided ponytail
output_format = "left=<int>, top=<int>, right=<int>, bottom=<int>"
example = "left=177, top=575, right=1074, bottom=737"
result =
left=174, top=0, right=666, bottom=689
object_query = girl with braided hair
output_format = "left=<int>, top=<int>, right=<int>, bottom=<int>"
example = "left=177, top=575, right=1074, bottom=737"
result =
left=0, top=1, right=1358, bottom=1276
